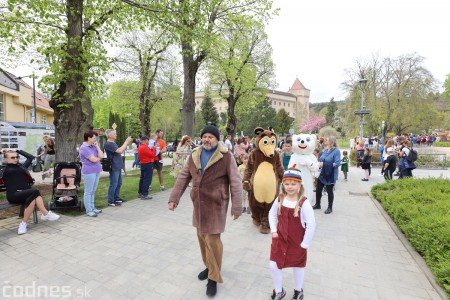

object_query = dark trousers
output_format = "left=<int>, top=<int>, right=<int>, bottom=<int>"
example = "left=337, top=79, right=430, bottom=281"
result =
left=138, top=163, right=154, bottom=196
left=315, top=180, right=334, bottom=208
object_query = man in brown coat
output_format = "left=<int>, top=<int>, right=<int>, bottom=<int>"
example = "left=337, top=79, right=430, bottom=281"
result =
left=168, top=124, right=242, bottom=297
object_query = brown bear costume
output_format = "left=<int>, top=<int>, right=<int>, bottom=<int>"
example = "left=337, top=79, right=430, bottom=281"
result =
left=243, top=127, right=284, bottom=234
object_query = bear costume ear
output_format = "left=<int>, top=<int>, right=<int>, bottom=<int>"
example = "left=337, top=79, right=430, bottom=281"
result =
left=254, top=127, right=264, bottom=135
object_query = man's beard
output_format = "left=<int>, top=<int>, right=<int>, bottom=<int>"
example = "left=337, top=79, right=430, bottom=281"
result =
left=203, top=142, right=217, bottom=150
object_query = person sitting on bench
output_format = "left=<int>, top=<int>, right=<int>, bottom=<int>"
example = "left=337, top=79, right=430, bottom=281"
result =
left=1, top=149, right=60, bottom=235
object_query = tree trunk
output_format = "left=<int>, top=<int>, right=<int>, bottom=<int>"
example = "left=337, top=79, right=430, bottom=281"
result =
left=51, top=0, right=90, bottom=163
left=181, top=49, right=198, bottom=137
left=226, top=85, right=237, bottom=138
left=139, top=75, right=151, bottom=136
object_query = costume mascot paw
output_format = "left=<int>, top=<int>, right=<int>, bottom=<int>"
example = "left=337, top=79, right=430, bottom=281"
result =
left=288, top=134, right=320, bottom=202
left=243, top=127, right=284, bottom=234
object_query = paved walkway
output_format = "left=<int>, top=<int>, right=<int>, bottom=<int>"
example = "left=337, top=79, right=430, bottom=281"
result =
left=0, top=162, right=448, bottom=299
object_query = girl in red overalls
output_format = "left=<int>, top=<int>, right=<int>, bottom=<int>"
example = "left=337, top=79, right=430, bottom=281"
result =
left=268, top=168, right=316, bottom=300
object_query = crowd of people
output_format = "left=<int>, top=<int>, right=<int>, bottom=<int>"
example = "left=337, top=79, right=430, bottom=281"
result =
left=2, top=123, right=443, bottom=299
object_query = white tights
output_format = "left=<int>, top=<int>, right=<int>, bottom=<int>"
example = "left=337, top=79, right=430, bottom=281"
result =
left=270, top=260, right=305, bottom=293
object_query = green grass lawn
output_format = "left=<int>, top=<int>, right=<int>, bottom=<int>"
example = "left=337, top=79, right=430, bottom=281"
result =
left=0, top=166, right=175, bottom=217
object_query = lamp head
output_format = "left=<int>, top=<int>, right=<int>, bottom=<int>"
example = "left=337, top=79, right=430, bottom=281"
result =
left=359, top=78, right=368, bottom=89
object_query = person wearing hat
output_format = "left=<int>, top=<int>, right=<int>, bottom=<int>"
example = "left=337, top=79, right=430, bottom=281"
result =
left=137, top=135, right=157, bottom=199
left=382, top=146, right=397, bottom=180
left=268, top=169, right=316, bottom=300
left=168, top=124, right=242, bottom=297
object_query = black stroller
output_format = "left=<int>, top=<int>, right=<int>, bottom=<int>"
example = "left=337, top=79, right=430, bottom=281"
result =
left=48, top=162, right=83, bottom=211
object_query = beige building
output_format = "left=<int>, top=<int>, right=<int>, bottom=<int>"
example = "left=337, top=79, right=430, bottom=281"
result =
left=195, top=78, right=310, bottom=121
left=0, top=68, right=54, bottom=124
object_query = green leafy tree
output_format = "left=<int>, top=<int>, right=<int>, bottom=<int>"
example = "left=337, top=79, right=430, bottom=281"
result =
left=201, top=96, right=219, bottom=125
left=275, top=109, right=293, bottom=136
left=194, top=111, right=205, bottom=138
left=92, top=80, right=141, bottom=133
left=155, top=0, right=275, bottom=137
left=0, top=0, right=155, bottom=161
left=342, top=53, right=438, bottom=136
left=207, top=18, right=275, bottom=138
left=115, top=30, right=173, bottom=135
left=444, top=74, right=450, bottom=98
left=219, top=112, right=227, bottom=126
left=325, top=97, right=337, bottom=127
left=237, top=97, right=276, bottom=135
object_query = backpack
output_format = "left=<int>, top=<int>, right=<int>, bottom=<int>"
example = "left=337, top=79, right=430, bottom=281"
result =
left=407, top=148, right=418, bottom=162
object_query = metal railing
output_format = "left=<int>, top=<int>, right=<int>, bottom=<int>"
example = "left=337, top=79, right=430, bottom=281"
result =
left=352, top=151, right=448, bottom=170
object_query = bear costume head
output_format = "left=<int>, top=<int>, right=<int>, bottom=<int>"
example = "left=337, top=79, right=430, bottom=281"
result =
left=292, top=133, right=316, bottom=155
left=254, top=127, right=278, bottom=158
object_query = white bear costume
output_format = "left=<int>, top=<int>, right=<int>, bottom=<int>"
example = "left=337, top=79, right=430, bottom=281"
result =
left=288, top=134, right=320, bottom=202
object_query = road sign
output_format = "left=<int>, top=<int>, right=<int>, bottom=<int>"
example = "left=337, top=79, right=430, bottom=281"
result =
left=112, top=123, right=117, bottom=129
left=354, top=110, right=371, bottom=115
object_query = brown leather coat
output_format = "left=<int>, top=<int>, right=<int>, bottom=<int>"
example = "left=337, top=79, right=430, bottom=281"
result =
left=168, top=142, right=243, bottom=234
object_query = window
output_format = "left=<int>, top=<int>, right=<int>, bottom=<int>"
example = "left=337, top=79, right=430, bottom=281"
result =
left=0, top=94, right=4, bottom=121
left=41, top=115, right=47, bottom=124
left=288, top=103, right=290, bottom=107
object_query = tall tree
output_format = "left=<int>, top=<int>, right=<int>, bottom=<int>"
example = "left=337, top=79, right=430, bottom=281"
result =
left=275, top=109, right=293, bottom=136
left=201, top=95, right=219, bottom=126
left=114, top=30, right=173, bottom=135
left=155, top=0, right=275, bottom=137
left=0, top=0, right=155, bottom=161
left=325, top=97, right=337, bottom=127
left=237, top=97, right=276, bottom=135
left=207, top=18, right=275, bottom=138
left=342, top=53, right=438, bottom=136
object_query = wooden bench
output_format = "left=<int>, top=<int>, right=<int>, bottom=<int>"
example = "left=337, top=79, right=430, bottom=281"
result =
left=0, top=201, right=38, bottom=224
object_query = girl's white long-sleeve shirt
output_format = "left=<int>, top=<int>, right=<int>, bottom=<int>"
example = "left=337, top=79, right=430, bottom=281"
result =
left=269, top=197, right=316, bottom=249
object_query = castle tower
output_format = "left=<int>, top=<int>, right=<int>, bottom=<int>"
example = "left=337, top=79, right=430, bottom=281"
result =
left=288, top=78, right=310, bottom=123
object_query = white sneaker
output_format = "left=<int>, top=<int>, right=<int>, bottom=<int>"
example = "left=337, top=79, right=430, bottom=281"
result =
left=41, top=211, right=60, bottom=221
left=18, top=221, right=27, bottom=235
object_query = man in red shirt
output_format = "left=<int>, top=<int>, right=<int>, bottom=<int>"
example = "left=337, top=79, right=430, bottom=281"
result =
left=154, top=129, right=167, bottom=191
left=137, top=136, right=157, bottom=199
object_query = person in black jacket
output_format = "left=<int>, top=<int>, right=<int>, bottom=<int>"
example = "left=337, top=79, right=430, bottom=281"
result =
left=361, top=148, right=372, bottom=181
left=1, top=149, right=60, bottom=235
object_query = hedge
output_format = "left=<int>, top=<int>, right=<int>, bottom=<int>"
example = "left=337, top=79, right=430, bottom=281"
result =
left=371, top=178, right=450, bottom=297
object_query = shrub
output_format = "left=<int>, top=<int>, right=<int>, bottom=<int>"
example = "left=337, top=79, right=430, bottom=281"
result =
left=434, top=141, right=450, bottom=147
left=372, top=178, right=450, bottom=297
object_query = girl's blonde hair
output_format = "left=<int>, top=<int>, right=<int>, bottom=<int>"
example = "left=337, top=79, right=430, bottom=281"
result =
left=277, top=182, right=306, bottom=217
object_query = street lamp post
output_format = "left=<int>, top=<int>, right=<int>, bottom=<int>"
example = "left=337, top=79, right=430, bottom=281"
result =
left=381, top=120, right=385, bottom=143
left=14, top=74, right=37, bottom=123
left=125, top=113, right=131, bottom=137
left=354, top=79, right=369, bottom=143
left=358, top=78, right=367, bottom=139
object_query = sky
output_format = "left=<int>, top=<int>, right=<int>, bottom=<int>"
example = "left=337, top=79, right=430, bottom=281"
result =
left=266, top=0, right=450, bottom=103
left=8, top=0, right=449, bottom=104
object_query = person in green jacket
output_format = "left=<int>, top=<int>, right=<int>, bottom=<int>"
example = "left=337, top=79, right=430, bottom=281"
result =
left=341, top=150, right=349, bottom=180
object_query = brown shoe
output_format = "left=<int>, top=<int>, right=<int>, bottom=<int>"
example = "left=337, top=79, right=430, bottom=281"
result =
left=259, top=225, right=271, bottom=234
left=252, top=219, right=260, bottom=226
